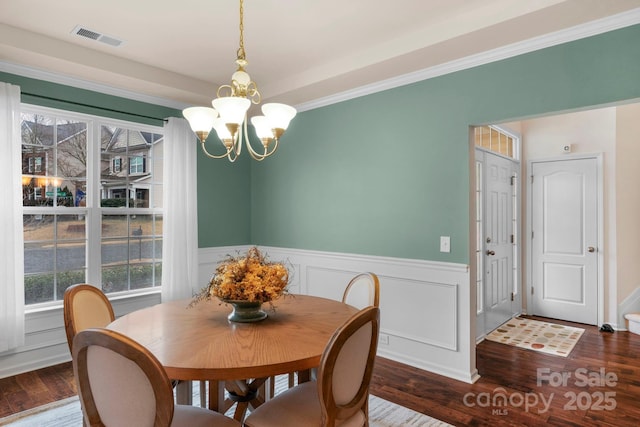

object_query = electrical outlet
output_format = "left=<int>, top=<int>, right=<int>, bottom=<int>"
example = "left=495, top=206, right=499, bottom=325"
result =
left=440, top=236, right=451, bottom=253
left=379, top=333, right=389, bottom=345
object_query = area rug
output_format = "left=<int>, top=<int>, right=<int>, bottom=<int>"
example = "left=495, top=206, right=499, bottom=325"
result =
left=485, top=317, right=585, bottom=357
left=0, top=378, right=452, bottom=427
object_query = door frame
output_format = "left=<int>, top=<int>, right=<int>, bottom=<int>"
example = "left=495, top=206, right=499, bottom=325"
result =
left=526, top=153, right=604, bottom=326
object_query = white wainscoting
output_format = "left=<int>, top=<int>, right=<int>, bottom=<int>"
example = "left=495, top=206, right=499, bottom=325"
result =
left=1, top=245, right=477, bottom=384
left=199, top=246, right=478, bottom=383
left=0, top=291, right=161, bottom=378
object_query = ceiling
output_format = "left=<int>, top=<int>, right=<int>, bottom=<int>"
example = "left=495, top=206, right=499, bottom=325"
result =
left=1, top=0, right=640, bottom=111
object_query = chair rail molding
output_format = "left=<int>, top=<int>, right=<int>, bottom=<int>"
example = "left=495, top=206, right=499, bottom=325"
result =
left=199, top=246, right=476, bottom=384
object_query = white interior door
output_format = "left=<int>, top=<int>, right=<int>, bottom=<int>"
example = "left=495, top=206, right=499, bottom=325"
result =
left=530, top=157, right=599, bottom=325
left=484, top=152, right=514, bottom=332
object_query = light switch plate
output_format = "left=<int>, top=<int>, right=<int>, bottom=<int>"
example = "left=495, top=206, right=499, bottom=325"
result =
left=440, top=236, right=451, bottom=253
left=440, top=236, right=451, bottom=252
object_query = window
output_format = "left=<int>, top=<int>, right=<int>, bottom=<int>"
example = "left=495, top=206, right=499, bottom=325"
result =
left=474, top=126, right=519, bottom=160
left=27, top=157, right=43, bottom=173
left=129, top=156, right=144, bottom=174
left=21, top=106, right=164, bottom=306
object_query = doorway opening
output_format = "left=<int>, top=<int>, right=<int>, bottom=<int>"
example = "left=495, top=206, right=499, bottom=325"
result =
left=474, top=125, right=521, bottom=339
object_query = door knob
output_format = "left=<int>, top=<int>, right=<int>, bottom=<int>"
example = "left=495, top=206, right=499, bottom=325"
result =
left=587, top=246, right=596, bottom=253
left=486, top=250, right=495, bottom=256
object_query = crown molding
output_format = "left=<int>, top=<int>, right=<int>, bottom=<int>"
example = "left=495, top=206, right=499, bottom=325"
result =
left=296, top=8, right=640, bottom=112
left=0, top=61, right=189, bottom=111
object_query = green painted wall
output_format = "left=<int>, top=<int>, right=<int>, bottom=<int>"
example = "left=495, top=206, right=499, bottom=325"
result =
left=249, top=24, right=640, bottom=263
left=196, top=143, right=251, bottom=247
left=5, top=24, right=640, bottom=257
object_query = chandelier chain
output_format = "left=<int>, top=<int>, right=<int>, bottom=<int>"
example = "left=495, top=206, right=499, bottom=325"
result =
left=237, top=0, right=246, bottom=61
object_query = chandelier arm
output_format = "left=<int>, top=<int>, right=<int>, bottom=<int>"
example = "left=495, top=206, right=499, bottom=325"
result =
left=246, top=137, right=278, bottom=161
left=243, top=116, right=267, bottom=160
left=233, top=122, right=244, bottom=159
left=217, top=84, right=235, bottom=98
left=199, top=140, right=236, bottom=159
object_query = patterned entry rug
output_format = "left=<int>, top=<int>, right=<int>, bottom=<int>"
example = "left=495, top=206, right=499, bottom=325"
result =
left=485, top=317, right=585, bottom=357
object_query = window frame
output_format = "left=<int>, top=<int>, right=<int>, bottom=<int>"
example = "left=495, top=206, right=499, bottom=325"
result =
left=21, top=104, right=164, bottom=309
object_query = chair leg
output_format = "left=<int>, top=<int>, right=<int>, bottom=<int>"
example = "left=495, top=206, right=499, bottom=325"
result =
left=175, top=380, right=192, bottom=405
left=268, top=376, right=276, bottom=399
left=288, top=372, right=295, bottom=388
left=199, top=380, right=207, bottom=407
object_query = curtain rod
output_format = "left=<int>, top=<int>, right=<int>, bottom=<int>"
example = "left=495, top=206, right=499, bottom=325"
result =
left=22, top=92, right=170, bottom=123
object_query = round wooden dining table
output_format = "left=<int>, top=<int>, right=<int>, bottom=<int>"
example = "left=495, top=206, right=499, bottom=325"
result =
left=107, top=294, right=357, bottom=421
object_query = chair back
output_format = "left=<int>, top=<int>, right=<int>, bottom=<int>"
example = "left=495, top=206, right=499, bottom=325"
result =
left=72, top=328, right=174, bottom=426
left=63, top=284, right=115, bottom=353
left=342, top=272, right=380, bottom=309
left=317, top=306, right=380, bottom=426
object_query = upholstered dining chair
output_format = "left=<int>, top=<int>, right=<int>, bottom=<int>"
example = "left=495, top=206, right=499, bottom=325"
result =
left=63, top=283, right=115, bottom=353
left=342, top=272, right=380, bottom=309
left=64, top=283, right=206, bottom=407
left=277, top=272, right=381, bottom=394
left=244, top=306, right=380, bottom=427
left=72, top=328, right=241, bottom=427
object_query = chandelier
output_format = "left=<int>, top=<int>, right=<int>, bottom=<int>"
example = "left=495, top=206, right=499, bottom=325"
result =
left=182, top=0, right=297, bottom=162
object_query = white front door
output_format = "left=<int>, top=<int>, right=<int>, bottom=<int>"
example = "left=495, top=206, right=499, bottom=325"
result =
left=530, top=157, right=599, bottom=325
left=484, top=152, right=514, bottom=332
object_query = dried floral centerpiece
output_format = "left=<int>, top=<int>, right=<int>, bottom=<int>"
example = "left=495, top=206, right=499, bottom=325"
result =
left=190, top=246, right=289, bottom=322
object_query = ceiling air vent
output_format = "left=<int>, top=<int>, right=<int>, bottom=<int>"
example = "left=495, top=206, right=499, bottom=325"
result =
left=71, top=25, right=124, bottom=47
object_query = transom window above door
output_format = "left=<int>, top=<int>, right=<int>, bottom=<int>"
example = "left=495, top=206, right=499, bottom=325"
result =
left=475, top=126, right=519, bottom=160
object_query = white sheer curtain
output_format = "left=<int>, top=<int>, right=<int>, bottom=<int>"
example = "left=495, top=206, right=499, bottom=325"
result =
left=0, top=82, right=25, bottom=353
left=161, top=117, right=199, bottom=302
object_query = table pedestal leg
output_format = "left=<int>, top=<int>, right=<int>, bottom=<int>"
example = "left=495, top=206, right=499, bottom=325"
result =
left=224, top=378, right=268, bottom=422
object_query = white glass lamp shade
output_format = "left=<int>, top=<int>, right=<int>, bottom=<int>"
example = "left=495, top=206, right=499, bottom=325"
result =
left=250, top=116, right=274, bottom=140
left=182, top=107, right=218, bottom=133
left=212, top=118, right=233, bottom=140
left=262, top=103, right=297, bottom=130
left=212, top=97, right=251, bottom=125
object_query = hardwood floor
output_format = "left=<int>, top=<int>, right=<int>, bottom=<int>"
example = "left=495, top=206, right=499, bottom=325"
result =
left=372, top=317, right=640, bottom=426
left=0, top=362, right=77, bottom=417
left=1, top=316, right=639, bottom=426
